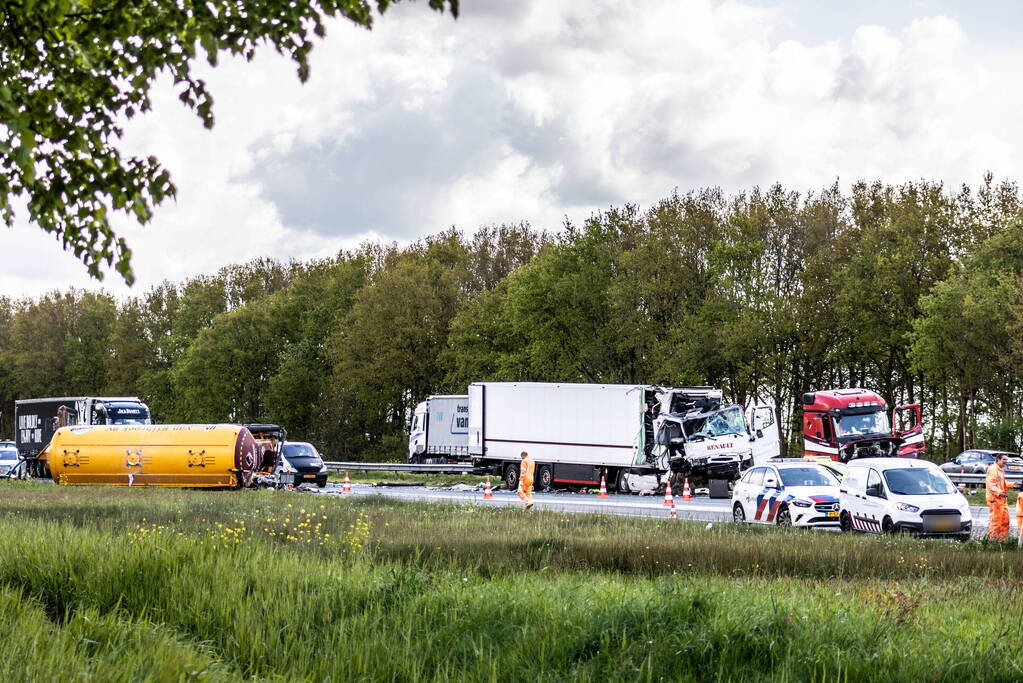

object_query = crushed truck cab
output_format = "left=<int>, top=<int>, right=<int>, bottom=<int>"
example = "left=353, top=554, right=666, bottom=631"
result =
left=652, top=388, right=779, bottom=487
left=802, top=388, right=924, bottom=463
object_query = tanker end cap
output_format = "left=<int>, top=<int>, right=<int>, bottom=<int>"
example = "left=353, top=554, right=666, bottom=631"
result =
left=802, top=393, right=816, bottom=405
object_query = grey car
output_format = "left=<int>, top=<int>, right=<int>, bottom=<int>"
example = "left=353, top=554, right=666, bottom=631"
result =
left=939, top=450, right=1023, bottom=475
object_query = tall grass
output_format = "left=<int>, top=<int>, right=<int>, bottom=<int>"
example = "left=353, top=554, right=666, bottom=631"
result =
left=1, top=482, right=1023, bottom=681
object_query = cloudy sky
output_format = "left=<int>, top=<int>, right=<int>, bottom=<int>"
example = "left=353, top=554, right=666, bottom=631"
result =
left=4, top=0, right=1023, bottom=298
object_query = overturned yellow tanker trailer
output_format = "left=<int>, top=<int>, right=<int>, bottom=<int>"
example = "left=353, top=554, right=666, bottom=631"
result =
left=46, top=424, right=260, bottom=488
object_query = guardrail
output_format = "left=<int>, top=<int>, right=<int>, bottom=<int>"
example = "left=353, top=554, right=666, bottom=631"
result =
left=323, top=461, right=482, bottom=475
left=946, top=472, right=1023, bottom=486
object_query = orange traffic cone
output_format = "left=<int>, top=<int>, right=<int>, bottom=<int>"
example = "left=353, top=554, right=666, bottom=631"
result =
left=598, top=474, right=609, bottom=499
left=342, top=472, right=352, bottom=494
left=663, top=479, right=674, bottom=507
left=681, top=478, right=693, bottom=502
left=669, top=498, right=678, bottom=520
left=483, top=476, right=494, bottom=500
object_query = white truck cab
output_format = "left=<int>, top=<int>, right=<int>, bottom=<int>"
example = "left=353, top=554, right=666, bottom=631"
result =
left=651, top=388, right=779, bottom=490
left=408, top=395, right=470, bottom=463
left=839, top=457, right=971, bottom=539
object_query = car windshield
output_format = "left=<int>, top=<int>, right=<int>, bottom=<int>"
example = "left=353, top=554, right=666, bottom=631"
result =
left=0, top=448, right=17, bottom=462
left=834, top=410, right=890, bottom=438
left=883, top=468, right=956, bottom=495
left=283, top=444, right=320, bottom=460
left=688, top=406, right=746, bottom=438
left=779, top=467, right=837, bottom=487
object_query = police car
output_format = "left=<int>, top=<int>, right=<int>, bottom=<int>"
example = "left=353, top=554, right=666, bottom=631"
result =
left=732, top=460, right=842, bottom=527
left=839, top=458, right=971, bottom=539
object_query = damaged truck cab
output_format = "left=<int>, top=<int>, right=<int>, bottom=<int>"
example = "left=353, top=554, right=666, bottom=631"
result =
left=650, top=387, right=779, bottom=492
left=802, top=388, right=924, bottom=462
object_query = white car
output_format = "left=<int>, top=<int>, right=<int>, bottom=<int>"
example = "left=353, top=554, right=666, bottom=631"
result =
left=839, top=458, right=971, bottom=540
left=732, top=462, right=842, bottom=527
left=0, top=442, right=20, bottom=477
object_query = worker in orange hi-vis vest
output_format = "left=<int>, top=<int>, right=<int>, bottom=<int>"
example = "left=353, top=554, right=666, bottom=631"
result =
left=1017, top=488, right=1023, bottom=547
left=986, top=453, right=1015, bottom=540
left=517, top=451, right=535, bottom=509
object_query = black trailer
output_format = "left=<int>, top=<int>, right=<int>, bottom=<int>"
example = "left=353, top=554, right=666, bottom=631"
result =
left=14, top=396, right=152, bottom=478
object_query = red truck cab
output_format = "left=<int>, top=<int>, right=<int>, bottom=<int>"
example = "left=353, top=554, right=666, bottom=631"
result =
left=802, top=388, right=924, bottom=462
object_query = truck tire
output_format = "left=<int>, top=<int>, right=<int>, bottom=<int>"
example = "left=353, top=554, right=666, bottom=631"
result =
left=537, top=465, right=553, bottom=492
left=503, top=463, right=520, bottom=491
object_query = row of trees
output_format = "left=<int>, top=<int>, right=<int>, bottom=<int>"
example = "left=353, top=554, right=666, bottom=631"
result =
left=3, top=178, right=1023, bottom=460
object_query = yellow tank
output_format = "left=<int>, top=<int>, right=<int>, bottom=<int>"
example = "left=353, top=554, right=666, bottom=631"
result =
left=47, top=424, right=259, bottom=488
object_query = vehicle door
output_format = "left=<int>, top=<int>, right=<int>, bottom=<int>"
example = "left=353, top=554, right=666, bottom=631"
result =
left=748, top=404, right=780, bottom=464
left=760, top=466, right=789, bottom=523
left=740, top=467, right=767, bottom=522
left=893, top=403, right=924, bottom=456
left=855, top=468, right=888, bottom=533
left=840, top=467, right=866, bottom=524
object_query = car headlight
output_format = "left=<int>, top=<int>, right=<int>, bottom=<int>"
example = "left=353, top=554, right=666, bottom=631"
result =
left=896, top=502, right=919, bottom=513
left=792, top=499, right=812, bottom=508
left=319, top=462, right=327, bottom=473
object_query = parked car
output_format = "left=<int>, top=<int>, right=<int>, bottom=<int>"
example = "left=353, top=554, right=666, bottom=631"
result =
left=278, top=442, right=329, bottom=488
left=732, top=462, right=842, bottom=527
left=0, top=441, right=20, bottom=477
left=939, top=450, right=1023, bottom=475
left=840, top=458, right=971, bottom=540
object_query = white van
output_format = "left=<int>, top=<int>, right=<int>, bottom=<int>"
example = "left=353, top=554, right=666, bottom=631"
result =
left=839, top=458, right=971, bottom=540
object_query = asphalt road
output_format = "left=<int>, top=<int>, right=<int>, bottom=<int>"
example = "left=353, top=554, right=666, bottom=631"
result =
left=310, top=482, right=1002, bottom=535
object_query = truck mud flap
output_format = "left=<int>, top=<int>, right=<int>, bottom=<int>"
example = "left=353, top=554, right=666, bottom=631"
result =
left=708, top=479, right=731, bottom=499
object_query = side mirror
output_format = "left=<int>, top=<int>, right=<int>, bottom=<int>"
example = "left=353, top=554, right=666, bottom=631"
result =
left=867, top=487, right=885, bottom=499
left=764, top=477, right=778, bottom=488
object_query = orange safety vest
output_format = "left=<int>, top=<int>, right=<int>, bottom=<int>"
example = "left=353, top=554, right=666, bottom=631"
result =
left=986, top=463, right=1007, bottom=504
left=520, top=456, right=535, bottom=479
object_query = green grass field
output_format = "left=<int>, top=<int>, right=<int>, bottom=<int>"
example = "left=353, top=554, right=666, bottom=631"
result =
left=1, top=481, right=1023, bottom=681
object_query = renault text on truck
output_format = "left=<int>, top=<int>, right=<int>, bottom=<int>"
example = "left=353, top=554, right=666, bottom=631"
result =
left=467, top=382, right=778, bottom=497
left=15, top=396, right=152, bottom=478
left=801, top=389, right=923, bottom=463
left=408, top=395, right=470, bottom=463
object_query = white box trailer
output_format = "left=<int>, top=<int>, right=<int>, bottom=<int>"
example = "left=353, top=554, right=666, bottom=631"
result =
left=408, top=395, right=470, bottom=462
left=468, top=382, right=780, bottom=496
left=469, top=382, right=667, bottom=492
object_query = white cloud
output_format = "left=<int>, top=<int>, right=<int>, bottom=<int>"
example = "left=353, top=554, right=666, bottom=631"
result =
left=2, top=1, right=1023, bottom=298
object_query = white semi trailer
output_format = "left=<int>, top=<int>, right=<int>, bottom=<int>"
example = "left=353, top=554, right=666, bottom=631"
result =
left=408, top=395, right=470, bottom=463
left=467, top=382, right=778, bottom=497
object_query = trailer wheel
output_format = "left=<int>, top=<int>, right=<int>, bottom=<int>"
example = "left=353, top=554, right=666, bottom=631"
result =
left=537, top=465, right=553, bottom=492
left=503, top=463, right=520, bottom=491
left=618, top=473, right=631, bottom=494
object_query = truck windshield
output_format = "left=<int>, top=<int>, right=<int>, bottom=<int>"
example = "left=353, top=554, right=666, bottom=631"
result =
left=834, top=410, right=889, bottom=438
left=688, top=406, right=746, bottom=438
left=107, top=406, right=151, bottom=425
left=883, top=468, right=956, bottom=495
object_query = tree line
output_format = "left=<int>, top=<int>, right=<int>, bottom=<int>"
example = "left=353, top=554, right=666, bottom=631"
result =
left=2, top=177, right=1023, bottom=462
